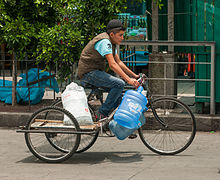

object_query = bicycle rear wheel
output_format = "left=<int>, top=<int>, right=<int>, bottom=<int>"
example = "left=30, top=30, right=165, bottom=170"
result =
left=25, top=106, right=80, bottom=163
left=138, top=97, right=196, bottom=155
left=47, top=99, right=99, bottom=153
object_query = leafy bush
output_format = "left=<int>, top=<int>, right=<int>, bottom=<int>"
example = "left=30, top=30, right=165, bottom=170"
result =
left=0, top=0, right=163, bottom=79
left=35, top=20, right=82, bottom=79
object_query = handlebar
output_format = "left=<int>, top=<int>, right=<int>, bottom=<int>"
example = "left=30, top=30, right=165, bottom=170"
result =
left=137, top=73, right=147, bottom=86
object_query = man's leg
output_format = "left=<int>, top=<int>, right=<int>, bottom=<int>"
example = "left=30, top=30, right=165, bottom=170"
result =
left=81, top=70, right=125, bottom=116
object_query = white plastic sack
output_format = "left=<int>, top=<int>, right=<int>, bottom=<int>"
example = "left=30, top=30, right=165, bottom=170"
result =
left=61, top=82, right=93, bottom=125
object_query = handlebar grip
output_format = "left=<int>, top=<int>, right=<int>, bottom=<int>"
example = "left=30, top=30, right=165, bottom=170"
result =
left=137, top=73, right=147, bottom=85
left=137, top=73, right=143, bottom=84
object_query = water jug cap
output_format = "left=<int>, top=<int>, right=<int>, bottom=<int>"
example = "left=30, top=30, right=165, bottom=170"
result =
left=137, top=86, right=144, bottom=93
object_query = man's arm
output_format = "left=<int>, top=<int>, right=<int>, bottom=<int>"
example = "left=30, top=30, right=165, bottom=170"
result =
left=106, top=54, right=139, bottom=88
left=114, top=53, right=139, bottom=79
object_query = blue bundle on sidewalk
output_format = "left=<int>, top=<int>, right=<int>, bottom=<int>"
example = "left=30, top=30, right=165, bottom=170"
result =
left=0, top=68, right=59, bottom=104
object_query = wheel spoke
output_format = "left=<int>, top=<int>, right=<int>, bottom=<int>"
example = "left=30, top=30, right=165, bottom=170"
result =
left=25, top=106, right=80, bottom=163
left=139, top=97, right=196, bottom=155
left=48, top=100, right=99, bottom=154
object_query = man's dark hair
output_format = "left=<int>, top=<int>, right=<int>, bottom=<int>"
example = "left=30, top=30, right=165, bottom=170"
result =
left=106, top=19, right=126, bottom=34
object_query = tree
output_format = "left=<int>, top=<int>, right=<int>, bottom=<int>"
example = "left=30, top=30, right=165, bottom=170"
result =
left=0, top=0, right=60, bottom=58
left=0, top=0, right=163, bottom=79
left=35, top=0, right=128, bottom=79
left=35, top=19, right=82, bottom=79
left=71, top=0, right=127, bottom=45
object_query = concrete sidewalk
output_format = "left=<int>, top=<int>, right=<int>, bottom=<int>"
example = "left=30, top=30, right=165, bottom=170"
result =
left=1, top=129, right=220, bottom=180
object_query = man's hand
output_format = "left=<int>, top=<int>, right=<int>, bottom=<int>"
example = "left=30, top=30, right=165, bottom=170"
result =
left=128, top=78, right=140, bottom=88
left=134, top=74, right=140, bottom=80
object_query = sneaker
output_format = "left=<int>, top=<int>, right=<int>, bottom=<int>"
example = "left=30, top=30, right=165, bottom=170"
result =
left=96, top=112, right=114, bottom=137
left=128, top=133, right=137, bottom=139
left=96, top=111, right=108, bottom=121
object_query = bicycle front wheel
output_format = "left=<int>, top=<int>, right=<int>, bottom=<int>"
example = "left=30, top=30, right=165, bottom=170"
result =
left=138, top=97, right=196, bottom=155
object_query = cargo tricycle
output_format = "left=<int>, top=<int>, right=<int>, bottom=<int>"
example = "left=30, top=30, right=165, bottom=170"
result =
left=17, top=74, right=196, bottom=163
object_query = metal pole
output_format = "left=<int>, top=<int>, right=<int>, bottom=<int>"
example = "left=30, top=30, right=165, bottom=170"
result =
left=210, top=43, right=216, bottom=115
left=12, top=53, right=17, bottom=106
left=152, top=1, right=159, bottom=52
left=168, top=0, right=174, bottom=52
left=164, top=60, right=167, bottom=96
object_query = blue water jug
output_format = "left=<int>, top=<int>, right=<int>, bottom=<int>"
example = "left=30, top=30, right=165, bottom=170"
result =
left=109, top=113, right=146, bottom=140
left=114, top=86, right=148, bottom=129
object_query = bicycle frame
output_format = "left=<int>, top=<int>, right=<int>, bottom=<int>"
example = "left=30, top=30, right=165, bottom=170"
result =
left=31, top=74, right=168, bottom=136
left=142, top=83, right=168, bottom=128
left=85, top=74, right=168, bottom=130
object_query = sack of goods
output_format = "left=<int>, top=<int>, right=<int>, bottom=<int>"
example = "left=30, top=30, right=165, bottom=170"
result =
left=61, top=82, right=93, bottom=125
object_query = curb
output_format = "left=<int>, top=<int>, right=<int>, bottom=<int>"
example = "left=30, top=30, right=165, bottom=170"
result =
left=0, top=112, right=32, bottom=127
left=194, top=114, right=220, bottom=131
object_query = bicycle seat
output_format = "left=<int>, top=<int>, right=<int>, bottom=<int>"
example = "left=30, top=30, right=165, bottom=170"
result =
left=81, top=83, right=95, bottom=89
left=80, top=81, right=94, bottom=88
left=80, top=81, right=108, bottom=92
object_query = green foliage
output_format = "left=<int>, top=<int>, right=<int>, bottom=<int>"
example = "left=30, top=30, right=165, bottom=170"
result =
left=2, top=16, right=36, bottom=58
left=71, top=0, right=127, bottom=45
left=154, top=0, right=164, bottom=10
left=35, top=21, right=82, bottom=79
left=0, top=0, right=163, bottom=79
left=0, top=0, right=58, bottom=58
left=0, top=0, right=129, bottom=79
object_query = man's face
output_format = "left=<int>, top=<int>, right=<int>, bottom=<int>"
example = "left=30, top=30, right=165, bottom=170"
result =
left=109, top=30, right=125, bottom=45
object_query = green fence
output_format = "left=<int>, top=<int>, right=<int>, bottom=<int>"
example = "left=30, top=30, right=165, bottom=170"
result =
left=192, top=0, right=220, bottom=103
left=144, top=0, right=219, bottom=106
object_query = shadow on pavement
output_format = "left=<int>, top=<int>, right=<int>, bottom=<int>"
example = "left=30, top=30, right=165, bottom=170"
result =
left=16, top=151, right=157, bottom=164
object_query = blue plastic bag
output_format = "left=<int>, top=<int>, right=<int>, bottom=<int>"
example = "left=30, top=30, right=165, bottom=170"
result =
left=0, top=68, right=59, bottom=104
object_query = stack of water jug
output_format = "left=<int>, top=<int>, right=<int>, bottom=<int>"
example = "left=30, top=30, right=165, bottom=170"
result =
left=109, top=86, right=148, bottom=140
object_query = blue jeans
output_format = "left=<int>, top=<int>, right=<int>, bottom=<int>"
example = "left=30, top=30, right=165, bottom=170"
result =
left=81, top=70, right=125, bottom=116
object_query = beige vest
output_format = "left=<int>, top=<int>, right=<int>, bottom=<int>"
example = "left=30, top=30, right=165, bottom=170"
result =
left=77, top=32, right=116, bottom=79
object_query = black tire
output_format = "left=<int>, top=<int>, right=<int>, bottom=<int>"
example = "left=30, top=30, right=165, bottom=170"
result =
left=25, top=106, right=80, bottom=163
left=138, top=97, right=196, bottom=155
left=47, top=99, right=99, bottom=153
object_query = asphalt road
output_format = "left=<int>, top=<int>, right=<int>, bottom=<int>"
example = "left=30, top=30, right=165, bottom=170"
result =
left=0, top=128, right=220, bottom=180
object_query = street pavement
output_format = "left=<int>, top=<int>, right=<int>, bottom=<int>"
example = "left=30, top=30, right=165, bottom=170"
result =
left=0, top=128, right=220, bottom=180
